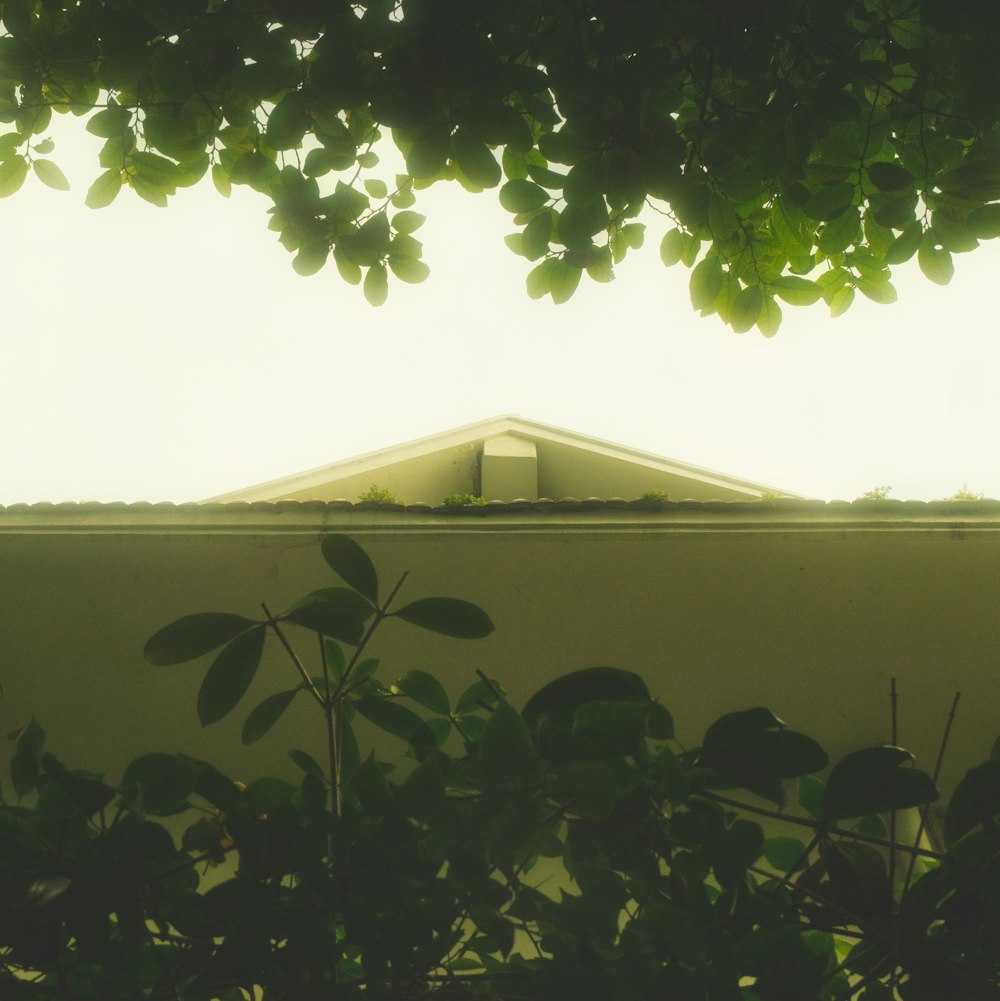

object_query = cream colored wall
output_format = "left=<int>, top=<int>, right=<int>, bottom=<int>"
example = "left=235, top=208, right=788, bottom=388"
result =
left=1, top=514, right=997, bottom=802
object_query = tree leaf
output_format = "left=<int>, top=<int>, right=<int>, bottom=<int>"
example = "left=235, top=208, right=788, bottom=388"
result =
left=884, top=221, right=922, bottom=264
left=197, top=625, right=266, bottom=726
left=828, top=285, right=855, bottom=318
left=855, top=276, right=897, bottom=304
left=817, top=206, right=860, bottom=254
left=803, top=181, right=855, bottom=221
left=391, top=597, right=495, bottom=638
left=363, top=262, right=389, bottom=306
left=351, top=696, right=436, bottom=757
left=522, top=667, right=650, bottom=732
left=549, top=258, right=581, bottom=303
left=321, top=534, right=379, bottom=603
left=265, top=91, right=310, bottom=150
left=479, top=700, right=536, bottom=779
left=917, top=232, right=954, bottom=285
left=120, top=752, right=200, bottom=816
left=499, top=178, right=549, bottom=213
left=388, top=254, right=430, bottom=283
left=0, top=155, right=27, bottom=197
left=397, top=669, right=450, bottom=714
left=281, top=587, right=373, bottom=644
left=867, top=161, right=915, bottom=191
left=689, top=256, right=723, bottom=309
left=757, top=295, right=782, bottom=337
left=943, top=757, right=1000, bottom=847
left=391, top=210, right=425, bottom=234
left=32, top=158, right=69, bottom=191
left=770, top=275, right=823, bottom=305
left=242, top=688, right=300, bottom=744
left=729, top=284, right=763, bottom=333
left=11, top=717, right=45, bottom=798
left=659, top=228, right=686, bottom=266
left=145, top=612, right=259, bottom=665
left=453, top=127, right=501, bottom=188
left=821, top=745, right=938, bottom=820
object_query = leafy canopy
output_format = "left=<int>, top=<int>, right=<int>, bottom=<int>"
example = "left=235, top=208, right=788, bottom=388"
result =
left=3, top=0, right=1000, bottom=331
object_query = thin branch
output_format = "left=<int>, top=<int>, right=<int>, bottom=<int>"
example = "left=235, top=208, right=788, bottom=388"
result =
left=331, top=571, right=409, bottom=701
left=699, top=790, right=946, bottom=861
left=260, top=603, right=325, bottom=706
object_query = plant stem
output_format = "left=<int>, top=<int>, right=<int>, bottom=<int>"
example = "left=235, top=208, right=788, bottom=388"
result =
left=331, top=571, right=409, bottom=701
left=699, top=790, right=946, bottom=861
left=260, top=603, right=325, bottom=707
left=319, top=633, right=341, bottom=818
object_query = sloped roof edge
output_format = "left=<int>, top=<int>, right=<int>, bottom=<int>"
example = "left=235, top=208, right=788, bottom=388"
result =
left=206, top=415, right=804, bottom=502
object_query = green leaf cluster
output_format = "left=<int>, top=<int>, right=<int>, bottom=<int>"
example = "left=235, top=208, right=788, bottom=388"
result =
left=4, top=2, right=1000, bottom=323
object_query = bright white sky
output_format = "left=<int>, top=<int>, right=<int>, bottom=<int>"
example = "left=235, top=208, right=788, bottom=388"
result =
left=3, top=114, right=999, bottom=505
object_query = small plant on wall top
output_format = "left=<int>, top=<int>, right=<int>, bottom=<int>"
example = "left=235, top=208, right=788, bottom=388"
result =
left=356, top=484, right=399, bottom=505
left=3, top=536, right=1000, bottom=1000
left=443, top=493, right=487, bottom=507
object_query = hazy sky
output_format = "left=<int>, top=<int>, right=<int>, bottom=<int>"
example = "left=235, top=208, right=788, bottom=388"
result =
left=3, top=114, right=999, bottom=504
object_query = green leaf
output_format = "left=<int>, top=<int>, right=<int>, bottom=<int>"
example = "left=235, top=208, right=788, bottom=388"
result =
left=803, top=181, right=855, bottom=221
left=211, top=162, right=231, bottom=198
left=757, top=295, right=782, bottom=337
left=0, top=155, right=27, bottom=197
left=11, top=717, right=45, bottom=798
left=397, top=669, right=450, bottom=715
left=818, top=206, right=860, bottom=254
left=828, top=285, right=855, bottom=317
left=453, top=128, right=501, bottom=188
left=499, top=178, right=549, bottom=213
left=967, top=203, right=1000, bottom=239
left=549, top=258, right=581, bottom=304
left=867, top=161, right=915, bottom=191
left=522, top=667, right=650, bottom=732
left=289, top=748, right=325, bottom=777
left=363, top=177, right=388, bottom=199
left=884, top=221, right=922, bottom=264
left=456, top=678, right=503, bottom=714
left=321, top=534, right=379, bottom=603
left=364, top=262, right=389, bottom=306
left=388, top=254, right=430, bottom=283
left=351, top=696, right=435, bottom=757
left=771, top=275, right=822, bottom=306
left=145, top=612, right=258, bottom=665
left=729, top=284, right=763, bottom=333
left=86, top=106, right=131, bottom=138
left=265, top=91, right=310, bottom=151
left=821, top=745, right=938, bottom=820
left=197, top=625, right=267, bottom=726
left=855, top=275, right=897, bottom=304
left=689, top=256, right=723, bottom=309
left=522, top=209, right=553, bottom=260
left=943, top=758, right=1000, bottom=846
left=391, top=210, right=425, bottom=234
left=763, top=836, right=808, bottom=871
left=479, top=701, right=536, bottom=779
left=120, top=752, right=200, bottom=816
left=525, top=257, right=554, bottom=299
left=281, top=587, right=373, bottom=643
left=32, top=158, right=69, bottom=191
left=392, top=597, right=495, bottom=638
left=917, top=232, right=954, bottom=285
left=334, top=246, right=362, bottom=284
left=704, top=707, right=785, bottom=748
left=242, top=688, right=300, bottom=744
left=659, top=228, right=686, bottom=266
left=405, top=126, right=451, bottom=178
left=708, top=194, right=738, bottom=240
left=293, top=241, right=329, bottom=276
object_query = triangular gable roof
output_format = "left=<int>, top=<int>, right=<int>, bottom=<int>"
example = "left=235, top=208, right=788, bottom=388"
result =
left=210, top=415, right=802, bottom=504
